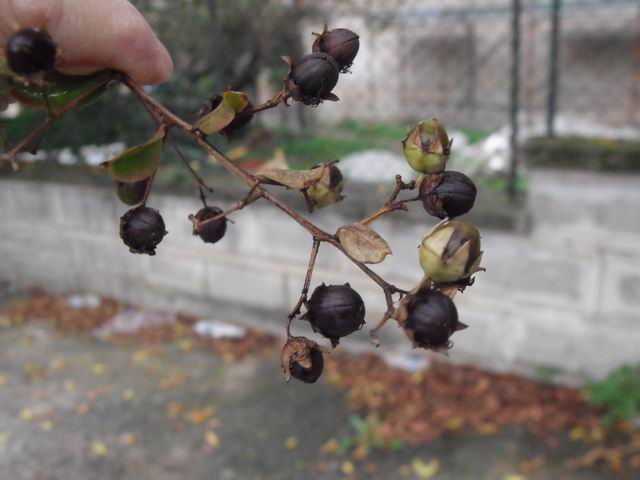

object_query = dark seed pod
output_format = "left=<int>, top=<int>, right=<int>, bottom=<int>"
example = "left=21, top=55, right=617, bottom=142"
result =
left=287, top=53, right=340, bottom=106
left=306, top=283, right=365, bottom=347
left=420, top=171, right=477, bottom=219
left=281, top=336, right=325, bottom=384
left=119, top=206, right=168, bottom=256
left=116, top=179, right=150, bottom=206
left=402, top=290, right=465, bottom=350
left=193, top=206, right=227, bottom=244
left=6, top=28, right=57, bottom=76
left=312, top=27, right=360, bottom=73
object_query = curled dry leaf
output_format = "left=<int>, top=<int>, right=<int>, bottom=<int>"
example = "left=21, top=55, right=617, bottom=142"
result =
left=195, top=91, right=249, bottom=135
left=337, top=223, right=392, bottom=264
left=257, top=166, right=325, bottom=191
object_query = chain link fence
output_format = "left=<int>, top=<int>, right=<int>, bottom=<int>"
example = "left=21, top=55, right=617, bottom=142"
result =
left=298, top=0, right=640, bottom=133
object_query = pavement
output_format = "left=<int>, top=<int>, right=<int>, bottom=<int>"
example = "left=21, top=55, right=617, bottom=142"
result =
left=0, top=288, right=625, bottom=480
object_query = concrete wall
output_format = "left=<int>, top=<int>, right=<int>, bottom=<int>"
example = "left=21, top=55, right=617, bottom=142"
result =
left=1, top=170, right=639, bottom=384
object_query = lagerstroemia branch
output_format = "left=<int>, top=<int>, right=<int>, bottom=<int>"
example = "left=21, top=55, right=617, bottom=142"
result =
left=1, top=25, right=485, bottom=385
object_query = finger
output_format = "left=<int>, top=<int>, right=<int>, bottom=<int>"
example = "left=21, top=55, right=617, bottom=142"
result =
left=2, top=0, right=173, bottom=85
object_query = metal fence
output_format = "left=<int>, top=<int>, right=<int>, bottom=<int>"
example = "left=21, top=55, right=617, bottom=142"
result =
left=301, top=0, right=640, bottom=132
left=291, top=0, right=639, bottom=196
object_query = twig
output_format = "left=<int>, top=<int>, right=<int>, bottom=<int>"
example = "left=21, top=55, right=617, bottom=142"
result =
left=124, top=77, right=407, bottom=339
left=360, top=175, right=419, bottom=226
left=286, top=238, right=321, bottom=338
left=1, top=72, right=118, bottom=169
left=188, top=180, right=262, bottom=229
left=167, top=135, right=213, bottom=206
left=242, top=90, right=289, bottom=117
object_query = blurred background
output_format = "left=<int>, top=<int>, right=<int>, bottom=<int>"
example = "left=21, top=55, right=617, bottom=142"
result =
left=1, top=0, right=640, bottom=478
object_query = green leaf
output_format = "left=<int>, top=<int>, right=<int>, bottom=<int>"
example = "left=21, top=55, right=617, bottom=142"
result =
left=9, top=70, right=111, bottom=112
left=101, top=128, right=165, bottom=182
left=0, top=75, right=9, bottom=96
left=195, top=91, right=248, bottom=135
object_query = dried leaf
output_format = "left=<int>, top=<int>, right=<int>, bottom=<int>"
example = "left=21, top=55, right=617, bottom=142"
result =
left=337, top=223, right=392, bottom=264
left=92, top=440, right=108, bottom=457
left=195, top=91, right=248, bottom=135
left=101, top=127, right=165, bottom=182
left=257, top=166, right=324, bottom=191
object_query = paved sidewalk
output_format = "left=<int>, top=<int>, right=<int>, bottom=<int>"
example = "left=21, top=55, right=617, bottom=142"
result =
left=0, top=316, right=619, bottom=480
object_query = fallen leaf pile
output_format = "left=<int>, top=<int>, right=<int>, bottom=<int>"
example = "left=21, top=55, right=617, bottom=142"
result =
left=1, top=291, right=277, bottom=362
left=324, top=353, right=603, bottom=444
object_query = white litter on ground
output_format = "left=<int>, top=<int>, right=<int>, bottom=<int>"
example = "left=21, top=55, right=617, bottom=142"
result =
left=193, top=319, right=246, bottom=339
left=66, top=293, right=102, bottom=309
left=94, top=309, right=176, bottom=338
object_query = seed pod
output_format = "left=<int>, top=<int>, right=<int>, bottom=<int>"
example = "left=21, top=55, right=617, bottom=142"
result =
left=6, top=28, right=57, bottom=76
left=306, top=283, right=365, bottom=347
left=281, top=336, right=326, bottom=383
left=119, top=206, right=168, bottom=256
left=312, top=26, right=360, bottom=73
left=419, top=220, right=483, bottom=283
left=285, top=53, right=340, bottom=106
left=193, top=206, right=227, bottom=244
left=402, top=290, right=466, bottom=350
left=402, top=119, right=452, bottom=174
left=116, top=179, right=150, bottom=206
left=420, top=171, right=477, bottom=219
left=305, top=164, right=345, bottom=210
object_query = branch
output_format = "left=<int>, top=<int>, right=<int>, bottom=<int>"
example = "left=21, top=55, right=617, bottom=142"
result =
left=123, top=77, right=407, bottom=338
left=286, top=238, right=321, bottom=338
left=188, top=180, right=262, bottom=229
left=360, top=175, right=419, bottom=226
left=1, top=72, right=119, bottom=169
left=167, top=135, right=214, bottom=206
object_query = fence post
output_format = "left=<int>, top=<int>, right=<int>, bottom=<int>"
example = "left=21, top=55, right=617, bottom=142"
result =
left=509, top=0, right=522, bottom=200
left=546, top=0, right=562, bottom=137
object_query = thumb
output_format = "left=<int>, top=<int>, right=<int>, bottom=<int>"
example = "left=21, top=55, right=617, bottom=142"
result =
left=1, top=0, right=173, bottom=85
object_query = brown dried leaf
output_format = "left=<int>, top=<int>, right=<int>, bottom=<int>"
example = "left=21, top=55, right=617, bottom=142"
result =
left=257, top=167, right=324, bottom=191
left=337, top=223, right=392, bottom=264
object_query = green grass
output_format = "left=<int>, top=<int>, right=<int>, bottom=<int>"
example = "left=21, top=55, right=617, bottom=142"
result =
left=586, top=366, right=640, bottom=426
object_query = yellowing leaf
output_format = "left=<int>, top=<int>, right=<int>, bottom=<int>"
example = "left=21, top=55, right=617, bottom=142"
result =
left=195, top=91, right=249, bottom=135
left=0, top=373, right=8, bottom=386
left=569, top=426, right=586, bottom=441
left=205, top=430, right=220, bottom=448
left=337, top=223, right=392, bottom=264
left=92, top=363, right=106, bottom=375
left=92, top=441, right=108, bottom=457
left=20, top=408, right=34, bottom=421
left=41, top=420, right=54, bottom=432
left=412, top=458, right=440, bottom=479
left=284, top=436, right=298, bottom=450
left=101, top=127, right=165, bottom=182
left=341, top=461, right=355, bottom=475
left=123, top=388, right=136, bottom=401
left=502, top=475, right=526, bottom=480
left=0, top=432, right=8, bottom=445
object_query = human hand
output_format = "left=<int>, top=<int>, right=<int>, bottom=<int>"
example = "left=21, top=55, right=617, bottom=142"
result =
left=0, top=0, right=173, bottom=85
